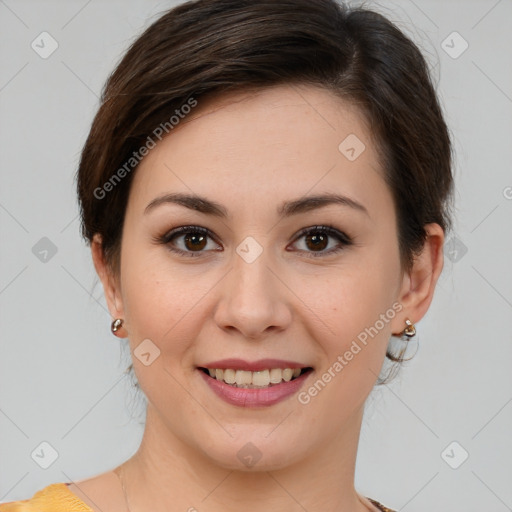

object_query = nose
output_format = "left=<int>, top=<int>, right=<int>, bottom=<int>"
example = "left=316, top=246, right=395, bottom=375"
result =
left=213, top=247, right=292, bottom=339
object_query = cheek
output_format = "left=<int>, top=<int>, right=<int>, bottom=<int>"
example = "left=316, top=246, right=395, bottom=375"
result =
left=118, top=242, right=208, bottom=352
left=314, top=262, right=398, bottom=342
left=305, top=247, right=401, bottom=380
left=296, top=267, right=396, bottom=423
left=118, top=255, right=212, bottom=405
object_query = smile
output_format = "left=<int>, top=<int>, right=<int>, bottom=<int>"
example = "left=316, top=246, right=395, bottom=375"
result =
left=199, top=367, right=312, bottom=388
left=197, top=366, right=314, bottom=407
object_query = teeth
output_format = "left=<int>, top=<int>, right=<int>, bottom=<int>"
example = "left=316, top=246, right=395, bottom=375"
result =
left=205, top=367, right=303, bottom=388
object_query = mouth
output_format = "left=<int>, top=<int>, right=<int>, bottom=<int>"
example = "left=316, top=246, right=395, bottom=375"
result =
left=197, top=366, right=314, bottom=389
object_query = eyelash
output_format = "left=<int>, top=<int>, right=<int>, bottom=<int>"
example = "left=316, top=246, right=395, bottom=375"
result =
left=156, top=225, right=353, bottom=259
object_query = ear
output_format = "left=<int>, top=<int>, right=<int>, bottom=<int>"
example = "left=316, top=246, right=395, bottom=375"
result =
left=91, top=234, right=127, bottom=336
left=391, top=223, right=445, bottom=335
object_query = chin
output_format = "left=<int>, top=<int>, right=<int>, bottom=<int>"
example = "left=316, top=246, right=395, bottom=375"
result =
left=200, top=434, right=305, bottom=472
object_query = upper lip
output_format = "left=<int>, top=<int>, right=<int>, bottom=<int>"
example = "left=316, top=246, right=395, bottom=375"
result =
left=199, top=358, right=311, bottom=372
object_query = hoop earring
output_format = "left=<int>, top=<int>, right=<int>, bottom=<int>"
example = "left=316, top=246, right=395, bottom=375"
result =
left=111, top=318, right=124, bottom=334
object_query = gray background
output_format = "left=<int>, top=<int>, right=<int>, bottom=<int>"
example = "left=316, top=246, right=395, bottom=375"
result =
left=1, top=0, right=511, bottom=510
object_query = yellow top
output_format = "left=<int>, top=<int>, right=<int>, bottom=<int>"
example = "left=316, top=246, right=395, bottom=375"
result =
left=0, top=484, right=93, bottom=512
left=0, top=483, right=395, bottom=512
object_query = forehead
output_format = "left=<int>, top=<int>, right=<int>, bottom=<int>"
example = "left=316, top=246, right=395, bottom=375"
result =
left=129, top=84, right=389, bottom=220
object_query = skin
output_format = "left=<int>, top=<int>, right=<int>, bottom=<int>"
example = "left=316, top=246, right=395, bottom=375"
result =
left=77, top=84, right=444, bottom=512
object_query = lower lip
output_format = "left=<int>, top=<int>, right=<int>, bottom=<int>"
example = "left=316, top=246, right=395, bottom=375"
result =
left=198, top=369, right=312, bottom=408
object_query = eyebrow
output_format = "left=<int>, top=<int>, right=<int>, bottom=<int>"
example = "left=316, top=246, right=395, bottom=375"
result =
left=144, top=192, right=370, bottom=218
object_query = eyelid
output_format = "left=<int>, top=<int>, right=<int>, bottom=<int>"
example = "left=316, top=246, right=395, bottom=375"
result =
left=288, top=225, right=352, bottom=257
left=157, top=224, right=352, bottom=258
left=160, top=225, right=217, bottom=245
left=158, top=225, right=222, bottom=258
left=291, top=224, right=352, bottom=245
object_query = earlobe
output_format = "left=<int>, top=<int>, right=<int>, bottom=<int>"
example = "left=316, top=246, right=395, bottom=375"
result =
left=392, top=223, right=445, bottom=331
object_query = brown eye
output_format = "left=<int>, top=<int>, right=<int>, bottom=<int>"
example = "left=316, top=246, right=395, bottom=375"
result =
left=183, top=233, right=207, bottom=251
left=304, top=232, right=329, bottom=252
left=290, top=225, right=352, bottom=258
left=159, top=226, right=222, bottom=257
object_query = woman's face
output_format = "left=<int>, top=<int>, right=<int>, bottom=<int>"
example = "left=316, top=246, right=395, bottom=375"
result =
left=107, top=84, right=410, bottom=469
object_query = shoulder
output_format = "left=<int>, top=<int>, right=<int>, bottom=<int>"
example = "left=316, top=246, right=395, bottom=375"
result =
left=0, top=483, right=93, bottom=512
left=366, top=497, right=397, bottom=512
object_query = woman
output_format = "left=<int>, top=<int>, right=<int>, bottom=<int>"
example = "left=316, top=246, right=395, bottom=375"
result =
left=0, top=0, right=452, bottom=510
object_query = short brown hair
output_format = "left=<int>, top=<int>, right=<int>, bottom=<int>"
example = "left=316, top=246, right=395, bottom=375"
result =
left=77, top=0, right=454, bottom=377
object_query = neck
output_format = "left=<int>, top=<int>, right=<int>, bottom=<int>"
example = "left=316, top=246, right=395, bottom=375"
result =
left=120, top=403, right=371, bottom=512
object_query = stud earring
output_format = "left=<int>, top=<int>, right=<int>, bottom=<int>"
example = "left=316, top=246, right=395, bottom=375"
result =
left=392, top=318, right=416, bottom=340
left=401, top=318, right=416, bottom=339
left=111, top=318, right=124, bottom=334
